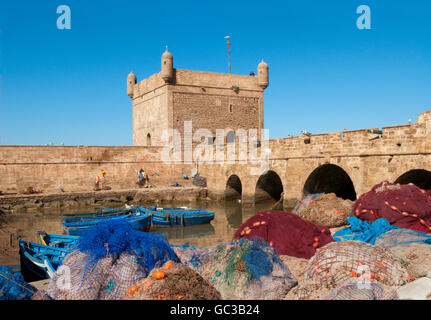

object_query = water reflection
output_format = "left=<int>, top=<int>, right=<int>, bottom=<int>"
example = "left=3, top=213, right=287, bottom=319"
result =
left=151, top=224, right=215, bottom=239
left=225, top=201, right=243, bottom=229
left=1, top=199, right=281, bottom=265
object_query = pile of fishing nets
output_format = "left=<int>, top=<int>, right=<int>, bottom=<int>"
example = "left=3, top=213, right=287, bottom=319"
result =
left=354, top=181, right=431, bottom=233
left=333, top=217, right=400, bottom=245
left=319, top=281, right=399, bottom=300
left=286, top=241, right=411, bottom=300
left=293, top=193, right=323, bottom=212
left=293, top=193, right=354, bottom=228
left=48, top=219, right=179, bottom=300
left=123, top=260, right=221, bottom=300
left=376, top=228, right=431, bottom=248
left=171, top=243, right=216, bottom=267
left=233, top=211, right=335, bottom=259
left=375, top=228, right=431, bottom=279
left=279, top=255, right=309, bottom=283
left=182, top=238, right=297, bottom=300
left=0, top=266, right=37, bottom=300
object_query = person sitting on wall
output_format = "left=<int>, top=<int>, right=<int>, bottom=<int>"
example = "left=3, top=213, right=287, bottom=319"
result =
left=136, top=169, right=144, bottom=187
left=95, top=175, right=101, bottom=191
left=136, top=168, right=150, bottom=187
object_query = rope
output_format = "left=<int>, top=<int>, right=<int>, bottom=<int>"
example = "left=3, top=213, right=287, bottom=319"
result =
left=104, top=243, right=111, bottom=258
left=0, top=272, right=44, bottom=299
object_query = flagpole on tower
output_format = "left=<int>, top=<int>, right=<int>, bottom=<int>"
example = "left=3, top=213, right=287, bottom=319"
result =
left=224, top=36, right=231, bottom=74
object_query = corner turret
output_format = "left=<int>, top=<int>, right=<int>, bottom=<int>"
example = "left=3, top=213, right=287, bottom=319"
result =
left=127, top=71, right=137, bottom=98
left=161, top=46, right=174, bottom=83
left=257, top=60, right=269, bottom=89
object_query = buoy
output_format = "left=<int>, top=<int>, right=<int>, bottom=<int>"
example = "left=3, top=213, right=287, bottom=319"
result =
left=163, top=260, right=174, bottom=270
left=153, top=271, right=166, bottom=280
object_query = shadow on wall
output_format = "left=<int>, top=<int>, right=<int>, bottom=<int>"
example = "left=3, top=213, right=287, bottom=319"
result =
left=395, top=169, right=431, bottom=190
left=255, top=170, right=283, bottom=202
left=303, top=164, right=356, bottom=201
left=225, top=175, right=242, bottom=200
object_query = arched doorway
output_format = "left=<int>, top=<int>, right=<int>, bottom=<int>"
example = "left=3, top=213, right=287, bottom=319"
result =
left=225, top=175, right=242, bottom=200
left=303, top=164, right=356, bottom=200
left=255, top=170, right=283, bottom=202
left=394, top=169, right=431, bottom=190
left=146, top=133, right=151, bottom=146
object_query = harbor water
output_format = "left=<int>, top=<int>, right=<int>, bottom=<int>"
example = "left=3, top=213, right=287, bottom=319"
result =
left=0, top=199, right=284, bottom=266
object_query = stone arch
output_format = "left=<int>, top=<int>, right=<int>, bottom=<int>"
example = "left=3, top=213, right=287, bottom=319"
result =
left=303, top=164, right=356, bottom=200
left=255, top=170, right=284, bottom=202
left=146, top=133, right=152, bottom=146
left=225, top=174, right=242, bottom=200
left=394, top=169, right=431, bottom=190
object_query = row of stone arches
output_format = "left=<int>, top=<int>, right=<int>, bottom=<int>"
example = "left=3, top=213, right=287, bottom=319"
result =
left=225, top=166, right=431, bottom=203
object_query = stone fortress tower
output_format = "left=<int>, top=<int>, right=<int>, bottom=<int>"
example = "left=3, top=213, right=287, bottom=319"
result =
left=127, top=47, right=269, bottom=146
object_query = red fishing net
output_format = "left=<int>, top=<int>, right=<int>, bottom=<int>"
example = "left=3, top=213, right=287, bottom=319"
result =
left=233, top=211, right=335, bottom=259
left=354, top=182, right=431, bottom=233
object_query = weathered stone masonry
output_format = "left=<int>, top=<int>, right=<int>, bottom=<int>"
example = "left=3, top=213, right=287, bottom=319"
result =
left=1, top=109, right=430, bottom=208
left=1, top=49, right=430, bottom=208
left=201, top=109, right=431, bottom=207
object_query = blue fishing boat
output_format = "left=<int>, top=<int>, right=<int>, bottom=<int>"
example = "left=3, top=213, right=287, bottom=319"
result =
left=62, top=212, right=132, bottom=224
left=136, top=206, right=215, bottom=226
left=38, top=231, right=79, bottom=249
left=62, top=206, right=134, bottom=223
left=19, top=239, right=69, bottom=282
left=63, top=213, right=152, bottom=236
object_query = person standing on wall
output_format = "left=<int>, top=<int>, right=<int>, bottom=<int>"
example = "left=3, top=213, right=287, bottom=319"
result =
left=100, top=169, right=106, bottom=189
left=142, top=169, right=149, bottom=186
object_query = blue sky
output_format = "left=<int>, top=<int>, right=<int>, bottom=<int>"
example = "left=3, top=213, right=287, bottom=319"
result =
left=0, top=0, right=430, bottom=145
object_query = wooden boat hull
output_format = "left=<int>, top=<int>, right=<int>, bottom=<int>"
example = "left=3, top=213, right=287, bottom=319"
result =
left=19, top=240, right=69, bottom=282
left=38, top=231, right=79, bottom=249
left=63, top=211, right=132, bottom=224
left=63, top=214, right=152, bottom=236
left=137, top=206, right=215, bottom=226
left=63, top=207, right=132, bottom=222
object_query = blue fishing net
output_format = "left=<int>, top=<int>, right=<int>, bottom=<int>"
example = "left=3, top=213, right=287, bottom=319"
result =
left=333, top=217, right=400, bottom=245
left=183, top=237, right=283, bottom=283
left=219, top=237, right=278, bottom=284
left=171, top=242, right=215, bottom=269
left=176, top=237, right=296, bottom=299
left=78, top=219, right=179, bottom=279
left=0, top=266, right=36, bottom=300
